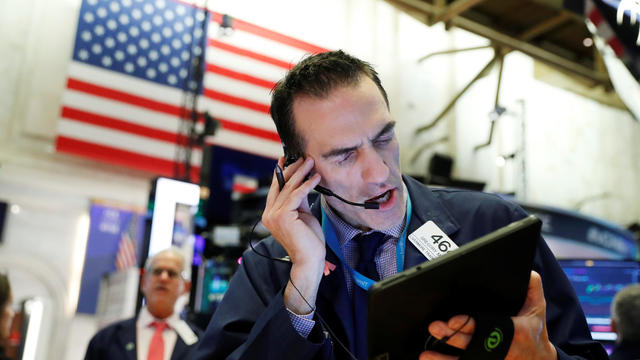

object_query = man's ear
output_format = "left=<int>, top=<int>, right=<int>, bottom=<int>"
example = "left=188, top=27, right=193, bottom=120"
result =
left=611, top=318, right=618, bottom=334
left=182, top=280, right=191, bottom=295
left=140, top=273, right=149, bottom=295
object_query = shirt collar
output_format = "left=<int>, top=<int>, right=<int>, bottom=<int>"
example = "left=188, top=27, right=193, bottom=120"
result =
left=137, top=306, right=180, bottom=329
left=321, top=182, right=408, bottom=246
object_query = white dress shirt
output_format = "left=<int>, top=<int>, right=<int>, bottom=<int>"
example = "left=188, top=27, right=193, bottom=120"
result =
left=136, top=307, right=180, bottom=360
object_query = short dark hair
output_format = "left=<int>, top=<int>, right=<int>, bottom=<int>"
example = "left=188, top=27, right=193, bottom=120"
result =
left=611, top=284, right=640, bottom=342
left=270, top=50, right=389, bottom=160
left=0, top=273, right=10, bottom=309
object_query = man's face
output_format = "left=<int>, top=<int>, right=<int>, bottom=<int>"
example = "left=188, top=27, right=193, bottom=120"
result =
left=141, top=251, right=187, bottom=319
left=292, top=76, right=406, bottom=231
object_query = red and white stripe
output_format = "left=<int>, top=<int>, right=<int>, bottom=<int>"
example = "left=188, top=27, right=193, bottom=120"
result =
left=586, top=0, right=626, bottom=57
left=57, top=61, right=204, bottom=181
left=200, top=13, right=329, bottom=158
left=56, top=6, right=329, bottom=178
left=115, top=232, right=138, bottom=271
left=232, top=174, right=259, bottom=194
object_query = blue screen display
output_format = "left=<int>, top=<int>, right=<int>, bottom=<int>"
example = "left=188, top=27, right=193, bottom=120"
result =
left=559, top=259, right=640, bottom=343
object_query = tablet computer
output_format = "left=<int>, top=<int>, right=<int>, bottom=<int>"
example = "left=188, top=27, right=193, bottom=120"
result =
left=368, top=215, right=541, bottom=360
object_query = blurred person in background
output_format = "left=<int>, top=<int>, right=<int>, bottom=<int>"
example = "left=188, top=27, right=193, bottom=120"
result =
left=0, top=273, right=14, bottom=360
left=610, top=283, right=640, bottom=360
left=85, top=247, right=201, bottom=360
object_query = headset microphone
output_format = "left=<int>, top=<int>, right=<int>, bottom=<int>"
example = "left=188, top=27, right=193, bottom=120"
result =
left=275, top=164, right=380, bottom=210
left=313, top=183, right=380, bottom=210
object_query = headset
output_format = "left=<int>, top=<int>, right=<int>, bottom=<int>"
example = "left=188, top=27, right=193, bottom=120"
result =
left=275, top=151, right=380, bottom=210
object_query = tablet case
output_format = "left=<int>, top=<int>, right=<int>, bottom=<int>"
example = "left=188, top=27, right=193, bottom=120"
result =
left=367, top=215, right=541, bottom=360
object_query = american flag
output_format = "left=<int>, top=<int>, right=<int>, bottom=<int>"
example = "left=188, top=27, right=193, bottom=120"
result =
left=56, top=0, right=328, bottom=180
left=572, top=0, right=640, bottom=81
left=115, top=213, right=138, bottom=270
left=587, top=0, right=627, bottom=57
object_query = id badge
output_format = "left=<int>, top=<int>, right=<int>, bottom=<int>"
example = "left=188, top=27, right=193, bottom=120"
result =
left=408, top=221, right=458, bottom=260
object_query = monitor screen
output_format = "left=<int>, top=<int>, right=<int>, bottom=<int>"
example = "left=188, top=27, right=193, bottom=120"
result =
left=559, top=259, right=640, bottom=343
left=196, top=258, right=237, bottom=314
left=147, top=177, right=201, bottom=263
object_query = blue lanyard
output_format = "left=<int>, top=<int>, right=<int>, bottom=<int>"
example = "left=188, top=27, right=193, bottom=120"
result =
left=321, top=193, right=412, bottom=291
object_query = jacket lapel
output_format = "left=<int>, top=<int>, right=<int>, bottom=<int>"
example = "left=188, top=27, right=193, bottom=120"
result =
left=402, top=175, right=461, bottom=268
left=117, top=319, right=138, bottom=360
left=170, top=336, right=188, bottom=360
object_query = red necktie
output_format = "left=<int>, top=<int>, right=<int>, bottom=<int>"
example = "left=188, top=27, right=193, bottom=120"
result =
left=147, top=321, right=169, bottom=360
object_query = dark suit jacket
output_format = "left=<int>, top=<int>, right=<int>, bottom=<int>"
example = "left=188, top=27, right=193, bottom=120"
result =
left=85, top=317, right=202, bottom=360
left=194, top=175, right=608, bottom=360
left=610, top=341, right=640, bottom=360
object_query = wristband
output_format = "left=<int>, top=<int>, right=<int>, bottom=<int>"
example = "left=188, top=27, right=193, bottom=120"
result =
left=459, top=314, right=514, bottom=360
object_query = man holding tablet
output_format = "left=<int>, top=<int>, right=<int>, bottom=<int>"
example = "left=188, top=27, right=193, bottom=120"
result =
left=194, top=50, right=607, bottom=360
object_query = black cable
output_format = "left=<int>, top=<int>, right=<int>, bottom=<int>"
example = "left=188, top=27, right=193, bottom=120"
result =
left=247, top=215, right=359, bottom=359
left=247, top=215, right=291, bottom=263
left=423, top=315, right=471, bottom=353
left=288, top=277, right=358, bottom=360
left=175, top=1, right=209, bottom=181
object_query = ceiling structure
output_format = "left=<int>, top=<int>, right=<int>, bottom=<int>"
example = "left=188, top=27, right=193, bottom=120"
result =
left=384, top=0, right=632, bottom=141
left=385, top=0, right=613, bottom=87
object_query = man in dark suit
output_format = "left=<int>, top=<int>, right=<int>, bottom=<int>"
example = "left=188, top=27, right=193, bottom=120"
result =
left=85, top=247, right=201, bottom=360
left=194, top=50, right=607, bottom=360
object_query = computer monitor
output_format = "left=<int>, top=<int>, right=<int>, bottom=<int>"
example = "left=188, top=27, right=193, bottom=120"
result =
left=559, top=259, right=640, bottom=348
left=148, top=177, right=201, bottom=258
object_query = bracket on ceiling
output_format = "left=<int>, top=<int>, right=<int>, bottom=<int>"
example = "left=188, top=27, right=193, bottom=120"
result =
left=474, top=47, right=506, bottom=152
left=414, top=45, right=508, bottom=137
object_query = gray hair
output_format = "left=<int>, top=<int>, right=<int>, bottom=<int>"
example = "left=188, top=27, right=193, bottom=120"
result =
left=144, top=247, right=187, bottom=279
left=611, top=283, right=640, bottom=342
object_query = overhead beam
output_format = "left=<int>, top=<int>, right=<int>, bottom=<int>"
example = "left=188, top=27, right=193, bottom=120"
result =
left=387, top=0, right=610, bottom=86
left=385, top=0, right=437, bottom=25
left=432, top=0, right=487, bottom=25
left=386, top=0, right=438, bottom=15
left=518, top=12, right=572, bottom=41
left=530, top=0, right=566, bottom=11
left=449, top=16, right=610, bottom=84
